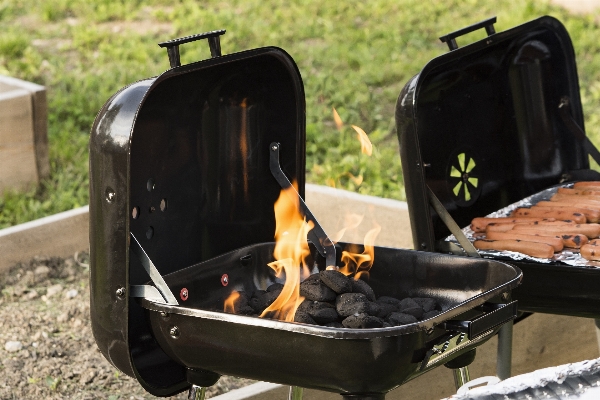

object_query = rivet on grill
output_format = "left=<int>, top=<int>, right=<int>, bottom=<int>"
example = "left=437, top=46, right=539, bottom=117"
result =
left=147, top=178, right=155, bottom=192
left=271, top=145, right=278, bottom=151
left=105, top=188, right=116, bottom=203
left=160, top=198, right=167, bottom=211
left=116, top=287, right=126, bottom=298
left=221, top=274, right=229, bottom=286
left=132, top=206, right=140, bottom=219
left=180, top=288, right=189, bottom=301
left=420, top=242, right=427, bottom=249
left=146, top=226, right=154, bottom=239
left=160, top=311, right=169, bottom=318
left=169, top=326, right=180, bottom=338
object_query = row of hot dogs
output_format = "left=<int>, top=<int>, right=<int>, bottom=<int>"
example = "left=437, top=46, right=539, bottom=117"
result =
left=470, top=181, right=600, bottom=261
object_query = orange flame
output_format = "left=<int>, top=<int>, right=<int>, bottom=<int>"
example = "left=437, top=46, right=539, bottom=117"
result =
left=224, top=291, right=240, bottom=314
left=351, top=125, right=373, bottom=156
left=332, top=213, right=364, bottom=243
left=260, top=185, right=312, bottom=321
left=339, top=223, right=381, bottom=280
left=333, top=107, right=344, bottom=130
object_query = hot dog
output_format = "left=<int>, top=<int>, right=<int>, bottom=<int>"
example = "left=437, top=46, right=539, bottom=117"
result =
left=512, top=223, right=600, bottom=239
left=573, top=181, right=600, bottom=189
left=511, top=207, right=586, bottom=223
left=580, top=239, right=600, bottom=260
left=474, top=239, right=554, bottom=259
left=470, top=217, right=556, bottom=232
left=485, top=225, right=587, bottom=247
left=485, top=231, right=563, bottom=251
left=551, top=193, right=600, bottom=206
left=530, top=204, right=600, bottom=223
left=485, top=220, right=576, bottom=233
left=556, top=187, right=600, bottom=197
left=559, top=234, right=589, bottom=248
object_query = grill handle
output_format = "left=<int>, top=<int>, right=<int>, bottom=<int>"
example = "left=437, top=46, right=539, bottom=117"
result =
left=439, top=16, right=497, bottom=51
left=442, top=301, right=517, bottom=340
left=158, top=30, right=226, bottom=68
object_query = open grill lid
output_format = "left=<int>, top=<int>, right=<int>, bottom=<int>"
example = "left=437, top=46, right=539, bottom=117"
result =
left=89, top=30, right=306, bottom=394
left=396, top=16, right=591, bottom=248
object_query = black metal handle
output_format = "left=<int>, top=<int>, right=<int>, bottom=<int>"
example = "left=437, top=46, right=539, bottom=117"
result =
left=439, top=16, right=497, bottom=51
left=442, top=301, right=517, bottom=339
left=158, top=29, right=226, bottom=68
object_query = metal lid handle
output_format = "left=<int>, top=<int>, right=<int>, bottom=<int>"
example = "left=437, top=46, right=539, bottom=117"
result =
left=439, top=17, right=496, bottom=51
left=158, top=29, right=226, bottom=68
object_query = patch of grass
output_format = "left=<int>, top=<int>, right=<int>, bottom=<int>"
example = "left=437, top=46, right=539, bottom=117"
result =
left=2, top=0, right=600, bottom=227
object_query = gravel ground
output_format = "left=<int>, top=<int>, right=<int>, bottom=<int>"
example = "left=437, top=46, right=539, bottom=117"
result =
left=0, top=253, right=254, bottom=399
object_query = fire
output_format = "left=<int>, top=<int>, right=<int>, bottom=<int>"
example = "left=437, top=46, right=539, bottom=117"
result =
left=224, top=291, right=240, bottom=314
left=332, top=107, right=344, bottom=130
left=351, top=125, right=373, bottom=156
left=332, top=213, right=364, bottom=243
left=339, top=223, right=381, bottom=280
left=260, top=185, right=312, bottom=321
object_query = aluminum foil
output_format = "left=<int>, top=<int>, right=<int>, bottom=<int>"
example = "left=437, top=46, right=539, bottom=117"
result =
left=446, top=183, right=600, bottom=268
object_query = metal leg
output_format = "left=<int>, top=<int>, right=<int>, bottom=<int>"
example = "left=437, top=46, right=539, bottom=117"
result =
left=188, top=385, right=206, bottom=400
left=595, top=319, right=600, bottom=354
left=289, top=386, right=303, bottom=400
left=452, top=367, right=471, bottom=390
left=496, top=320, right=513, bottom=380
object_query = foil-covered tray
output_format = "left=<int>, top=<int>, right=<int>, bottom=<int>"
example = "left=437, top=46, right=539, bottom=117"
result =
left=446, top=183, right=600, bottom=268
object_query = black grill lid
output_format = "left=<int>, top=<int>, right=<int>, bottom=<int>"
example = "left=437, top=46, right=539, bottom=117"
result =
left=89, top=31, right=306, bottom=394
left=396, top=16, right=589, bottom=247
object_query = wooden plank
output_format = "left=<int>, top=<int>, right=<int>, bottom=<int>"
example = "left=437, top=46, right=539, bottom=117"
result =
left=0, top=87, right=38, bottom=193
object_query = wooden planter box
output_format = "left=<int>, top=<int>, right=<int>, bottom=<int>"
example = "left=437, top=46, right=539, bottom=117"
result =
left=0, top=75, right=49, bottom=194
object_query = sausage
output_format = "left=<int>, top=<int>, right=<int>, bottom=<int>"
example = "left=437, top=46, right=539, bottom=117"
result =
left=530, top=204, right=600, bottom=223
left=580, top=240, right=600, bottom=260
left=536, top=200, right=600, bottom=211
left=512, top=223, right=600, bottom=239
left=559, top=187, right=600, bottom=196
left=470, top=217, right=556, bottom=232
left=485, top=231, right=563, bottom=251
left=473, top=239, right=554, bottom=259
left=573, top=181, right=600, bottom=189
left=485, top=220, right=576, bottom=233
left=560, top=234, right=588, bottom=248
left=511, top=207, right=586, bottom=223
left=557, top=187, right=590, bottom=196
left=551, top=193, right=600, bottom=206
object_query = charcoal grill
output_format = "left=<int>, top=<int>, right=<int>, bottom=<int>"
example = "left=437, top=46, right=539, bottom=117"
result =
left=396, top=16, right=600, bottom=318
left=89, top=30, right=522, bottom=398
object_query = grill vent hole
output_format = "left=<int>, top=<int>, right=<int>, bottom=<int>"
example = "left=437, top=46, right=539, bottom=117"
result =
left=146, top=226, right=154, bottom=239
left=147, top=178, right=155, bottom=192
left=132, top=206, right=139, bottom=219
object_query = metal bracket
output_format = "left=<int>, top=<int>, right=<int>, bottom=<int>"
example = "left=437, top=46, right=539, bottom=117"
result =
left=269, top=142, right=337, bottom=268
left=130, top=285, right=169, bottom=304
left=130, top=232, right=179, bottom=305
left=559, top=96, right=600, bottom=167
left=442, top=301, right=518, bottom=340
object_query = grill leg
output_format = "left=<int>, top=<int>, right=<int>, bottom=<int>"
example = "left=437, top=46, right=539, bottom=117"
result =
left=595, top=319, right=600, bottom=354
left=496, top=320, right=513, bottom=380
left=452, top=367, right=470, bottom=390
left=289, top=386, right=303, bottom=400
left=188, top=385, right=206, bottom=400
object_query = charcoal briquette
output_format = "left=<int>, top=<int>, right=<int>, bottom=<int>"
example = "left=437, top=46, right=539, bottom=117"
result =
left=324, top=321, right=344, bottom=328
left=342, top=313, right=383, bottom=329
left=377, top=303, right=397, bottom=319
left=376, top=296, right=402, bottom=307
left=309, top=307, right=339, bottom=324
left=236, top=305, right=255, bottom=315
left=319, top=270, right=353, bottom=294
left=336, top=293, right=369, bottom=317
left=294, top=311, right=316, bottom=325
left=266, top=283, right=285, bottom=292
left=401, top=306, right=424, bottom=320
left=413, top=297, right=437, bottom=313
left=382, top=322, right=392, bottom=328
left=253, top=289, right=267, bottom=298
left=351, top=279, right=376, bottom=301
left=263, top=289, right=281, bottom=307
left=422, top=310, right=441, bottom=320
left=300, top=278, right=337, bottom=302
left=386, top=312, right=418, bottom=326
left=366, top=301, right=381, bottom=317
left=248, top=297, right=267, bottom=313
left=398, top=298, right=420, bottom=310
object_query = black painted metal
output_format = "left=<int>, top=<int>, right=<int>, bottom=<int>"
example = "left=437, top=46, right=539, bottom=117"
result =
left=140, top=242, right=521, bottom=396
left=439, top=16, right=497, bottom=51
left=90, top=43, right=306, bottom=395
left=396, top=15, right=600, bottom=317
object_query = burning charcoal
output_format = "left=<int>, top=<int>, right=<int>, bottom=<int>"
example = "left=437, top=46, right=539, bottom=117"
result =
left=294, top=311, right=316, bottom=325
left=351, top=279, right=376, bottom=302
left=324, top=321, right=344, bottom=328
left=236, top=306, right=255, bottom=315
left=342, top=313, right=384, bottom=329
left=319, top=270, right=352, bottom=294
left=304, top=274, right=320, bottom=282
left=298, top=300, right=339, bottom=324
left=336, top=293, right=369, bottom=317
left=266, top=283, right=284, bottom=292
left=377, top=303, right=397, bottom=319
left=413, top=297, right=437, bottom=313
left=376, top=296, right=402, bottom=308
left=422, top=310, right=441, bottom=320
left=386, top=312, right=418, bottom=326
left=366, top=301, right=381, bottom=317
left=263, top=290, right=281, bottom=307
left=248, top=297, right=267, bottom=313
left=253, top=289, right=267, bottom=298
left=232, top=292, right=250, bottom=309
left=300, top=278, right=336, bottom=302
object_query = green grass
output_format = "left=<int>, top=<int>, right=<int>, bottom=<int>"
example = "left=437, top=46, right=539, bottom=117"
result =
left=2, top=0, right=600, bottom=227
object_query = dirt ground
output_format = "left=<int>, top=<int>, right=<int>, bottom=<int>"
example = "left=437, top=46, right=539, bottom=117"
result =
left=0, top=253, right=253, bottom=399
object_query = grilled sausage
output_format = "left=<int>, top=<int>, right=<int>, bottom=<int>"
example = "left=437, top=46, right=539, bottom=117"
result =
left=551, top=193, right=600, bottom=206
left=473, top=239, right=554, bottom=259
left=511, top=208, right=586, bottom=223
left=559, top=234, right=589, bottom=248
left=531, top=204, right=600, bottom=223
left=485, top=231, right=563, bottom=251
left=573, top=181, right=600, bottom=189
left=512, top=223, right=600, bottom=239
left=485, top=220, right=576, bottom=233
left=470, top=217, right=556, bottom=233
left=580, top=239, right=600, bottom=260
